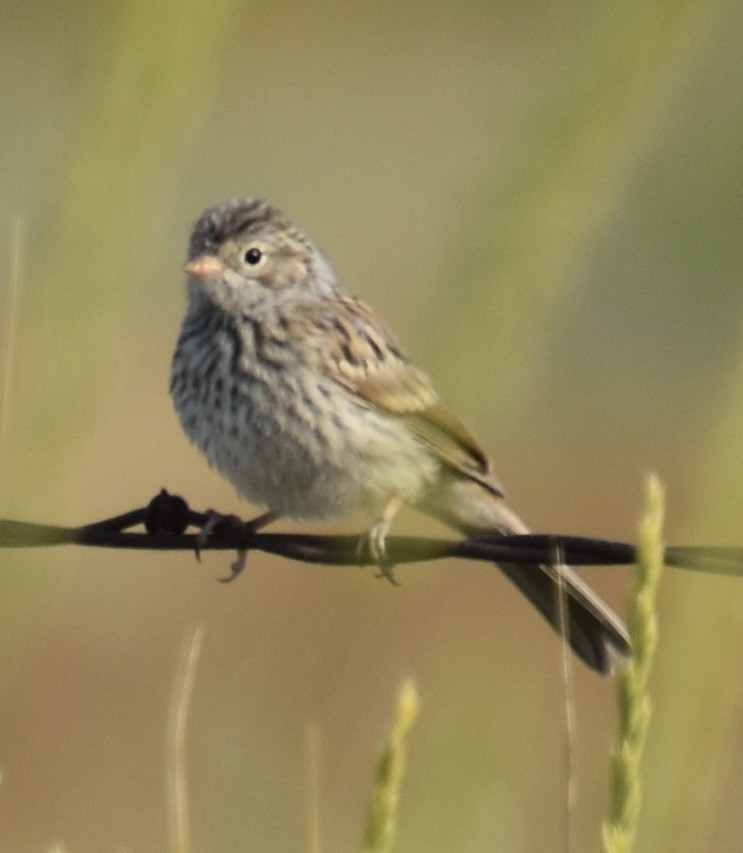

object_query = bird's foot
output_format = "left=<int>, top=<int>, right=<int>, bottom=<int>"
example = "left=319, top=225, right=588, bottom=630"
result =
left=194, top=510, right=242, bottom=561
left=194, top=510, right=276, bottom=582
left=358, top=512, right=400, bottom=586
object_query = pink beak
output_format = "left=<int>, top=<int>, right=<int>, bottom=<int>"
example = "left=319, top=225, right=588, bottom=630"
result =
left=182, top=255, right=226, bottom=278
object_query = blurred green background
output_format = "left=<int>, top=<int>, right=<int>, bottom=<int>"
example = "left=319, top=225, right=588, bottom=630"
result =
left=1, top=1, right=742, bottom=850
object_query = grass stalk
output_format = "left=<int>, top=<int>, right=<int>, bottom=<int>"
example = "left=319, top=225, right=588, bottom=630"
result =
left=362, top=679, right=420, bottom=853
left=602, top=475, right=665, bottom=851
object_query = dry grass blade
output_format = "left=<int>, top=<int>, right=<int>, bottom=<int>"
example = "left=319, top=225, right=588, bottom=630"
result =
left=166, top=625, right=205, bottom=853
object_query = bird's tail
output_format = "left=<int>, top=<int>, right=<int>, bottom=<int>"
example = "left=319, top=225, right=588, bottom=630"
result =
left=421, top=478, right=630, bottom=674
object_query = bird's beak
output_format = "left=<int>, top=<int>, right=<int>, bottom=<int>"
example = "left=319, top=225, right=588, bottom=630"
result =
left=182, top=255, right=226, bottom=278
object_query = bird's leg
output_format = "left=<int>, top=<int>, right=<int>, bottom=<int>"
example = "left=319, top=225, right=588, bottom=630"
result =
left=244, top=510, right=277, bottom=531
left=359, top=496, right=403, bottom=585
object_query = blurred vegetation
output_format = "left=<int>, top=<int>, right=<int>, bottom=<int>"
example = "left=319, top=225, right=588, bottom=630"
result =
left=6, top=0, right=235, bottom=492
left=0, top=0, right=742, bottom=850
left=363, top=679, right=420, bottom=853
left=422, top=0, right=726, bottom=405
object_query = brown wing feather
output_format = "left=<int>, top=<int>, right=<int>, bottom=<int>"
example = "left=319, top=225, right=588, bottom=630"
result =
left=294, top=296, right=504, bottom=497
left=398, top=406, right=504, bottom=497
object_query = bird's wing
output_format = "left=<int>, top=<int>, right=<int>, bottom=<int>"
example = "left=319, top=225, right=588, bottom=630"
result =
left=298, top=296, right=504, bottom=497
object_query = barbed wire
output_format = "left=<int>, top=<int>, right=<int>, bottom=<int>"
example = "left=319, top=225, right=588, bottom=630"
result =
left=1, top=488, right=740, bottom=580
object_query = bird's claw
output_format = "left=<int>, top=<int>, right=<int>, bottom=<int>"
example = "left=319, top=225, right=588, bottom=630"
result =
left=375, top=561, right=400, bottom=586
left=218, top=549, right=248, bottom=583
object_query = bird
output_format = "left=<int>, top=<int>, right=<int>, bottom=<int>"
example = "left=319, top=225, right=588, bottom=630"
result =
left=170, top=198, right=630, bottom=674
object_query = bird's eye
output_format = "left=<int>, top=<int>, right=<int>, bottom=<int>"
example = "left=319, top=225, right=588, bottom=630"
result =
left=244, top=247, right=263, bottom=266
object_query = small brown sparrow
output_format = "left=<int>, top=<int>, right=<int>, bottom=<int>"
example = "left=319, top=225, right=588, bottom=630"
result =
left=170, top=199, right=629, bottom=673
